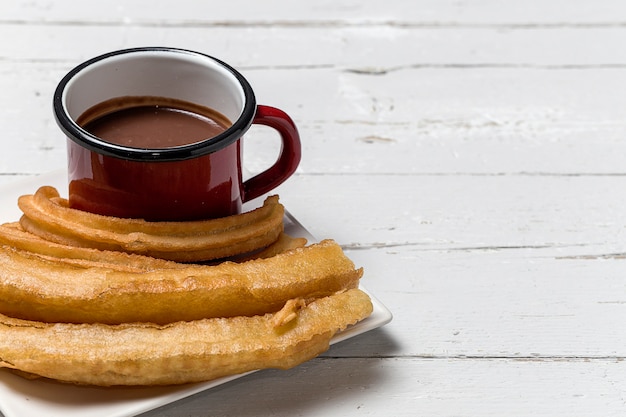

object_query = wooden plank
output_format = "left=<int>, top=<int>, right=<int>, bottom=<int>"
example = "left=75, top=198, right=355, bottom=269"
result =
left=142, top=357, right=626, bottom=417
left=2, top=0, right=626, bottom=25
left=2, top=62, right=626, bottom=176
left=264, top=174, right=626, bottom=359
left=342, top=245, right=626, bottom=358
left=7, top=167, right=626, bottom=258
left=273, top=173, right=626, bottom=252
left=3, top=24, right=626, bottom=67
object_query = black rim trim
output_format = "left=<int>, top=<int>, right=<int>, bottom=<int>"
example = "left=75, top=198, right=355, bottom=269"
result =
left=53, top=47, right=256, bottom=161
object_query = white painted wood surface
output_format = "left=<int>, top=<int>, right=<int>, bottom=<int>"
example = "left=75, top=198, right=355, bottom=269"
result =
left=2, top=0, right=626, bottom=415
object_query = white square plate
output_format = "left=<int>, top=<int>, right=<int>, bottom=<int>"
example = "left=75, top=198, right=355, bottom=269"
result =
left=0, top=169, right=393, bottom=417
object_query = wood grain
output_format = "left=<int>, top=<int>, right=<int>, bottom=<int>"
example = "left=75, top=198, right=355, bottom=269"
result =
left=2, top=0, right=626, bottom=415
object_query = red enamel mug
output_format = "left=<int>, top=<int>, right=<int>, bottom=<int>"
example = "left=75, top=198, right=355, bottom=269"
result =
left=53, top=47, right=301, bottom=221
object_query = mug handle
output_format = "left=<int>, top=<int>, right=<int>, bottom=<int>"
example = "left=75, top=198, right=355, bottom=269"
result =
left=242, top=105, right=301, bottom=202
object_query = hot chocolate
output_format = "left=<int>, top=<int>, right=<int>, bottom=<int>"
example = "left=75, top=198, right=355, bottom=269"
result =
left=78, top=96, right=231, bottom=149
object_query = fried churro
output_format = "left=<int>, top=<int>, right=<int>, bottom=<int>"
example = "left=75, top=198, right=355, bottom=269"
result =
left=19, top=186, right=285, bottom=262
left=0, top=239, right=362, bottom=324
left=0, top=289, right=373, bottom=386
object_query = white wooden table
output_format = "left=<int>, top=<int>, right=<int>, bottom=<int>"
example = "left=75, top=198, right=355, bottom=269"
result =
left=2, top=1, right=626, bottom=415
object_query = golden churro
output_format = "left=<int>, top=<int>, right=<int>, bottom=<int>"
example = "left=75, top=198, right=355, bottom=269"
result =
left=0, top=239, right=362, bottom=324
left=0, top=289, right=373, bottom=386
left=0, top=185, right=373, bottom=387
left=19, top=186, right=285, bottom=262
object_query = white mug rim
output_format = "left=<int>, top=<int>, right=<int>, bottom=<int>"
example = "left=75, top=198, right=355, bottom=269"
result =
left=53, top=47, right=257, bottom=161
